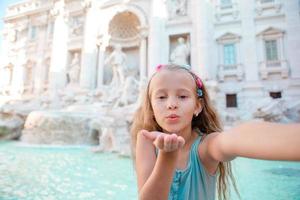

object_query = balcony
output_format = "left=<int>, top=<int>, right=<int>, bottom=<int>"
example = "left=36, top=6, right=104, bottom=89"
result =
left=218, top=64, right=244, bottom=82
left=215, top=2, right=239, bottom=24
left=259, top=60, right=289, bottom=79
left=255, top=0, right=283, bottom=18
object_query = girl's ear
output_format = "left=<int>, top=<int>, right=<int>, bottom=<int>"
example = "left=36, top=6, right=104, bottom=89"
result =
left=194, top=101, right=203, bottom=116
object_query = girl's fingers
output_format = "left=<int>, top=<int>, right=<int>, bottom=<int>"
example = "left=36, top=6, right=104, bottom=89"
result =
left=142, top=130, right=160, bottom=141
left=170, top=134, right=178, bottom=151
left=164, top=135, right=172, bottom=151
left=155, top=134, right=165, bottom=149
left=153, top=133, right=186, bottom=152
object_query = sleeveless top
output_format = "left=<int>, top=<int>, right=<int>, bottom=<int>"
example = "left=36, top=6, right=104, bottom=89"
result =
left=157, top=136, right=217, bottom=200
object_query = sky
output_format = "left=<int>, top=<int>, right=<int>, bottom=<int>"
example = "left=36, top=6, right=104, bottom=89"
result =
left=0, top=0, right=22, bottom=58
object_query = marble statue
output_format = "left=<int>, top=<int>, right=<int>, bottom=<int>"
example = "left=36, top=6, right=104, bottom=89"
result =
left=170, top=37, right=190, bottom=66
left=2, top=64, right=13, bottom=87
left=67, top=52, right=81, bottom=85
left=169, top=0, right=188, bottom=18
left=253, top=97, right=289, bottom=122
left=18, top=60, right=34, bottom=94
left=89, top=116, right=115, bottom=152
left=25, top=61, right=34, bottom=87
left=114, top=75, right=139, bottom=107
left=104, top=44, right=127, bottom=87
left=70, top=17, right=83, bottom=36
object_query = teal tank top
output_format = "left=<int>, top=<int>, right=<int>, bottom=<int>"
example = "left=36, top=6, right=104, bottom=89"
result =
left=167, top=136, right=217, bottom=200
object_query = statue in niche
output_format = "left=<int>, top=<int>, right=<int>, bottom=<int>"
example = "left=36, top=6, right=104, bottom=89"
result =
left=67, top=52, right=81, bottom=85
left=24, top=61, right=35, bottom=92
left=4, top=63, right=13, bottom=86
left=71, top=17, right=83, bottom=36
left=104, top=44, right=127, bottom=87
left=44, top=58, right=50, bottom=85
left=170, top=37, right=190, bottom=66
left=169, top=0, right=188, bottom=18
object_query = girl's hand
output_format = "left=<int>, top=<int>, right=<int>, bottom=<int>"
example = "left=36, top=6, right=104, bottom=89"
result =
left=141, top=130, right=185, bottom=152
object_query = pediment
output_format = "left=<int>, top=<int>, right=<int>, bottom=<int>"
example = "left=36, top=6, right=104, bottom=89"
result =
left=257, top=27, right=285, bottom=36
left=216, top=32, right=241, bottom=42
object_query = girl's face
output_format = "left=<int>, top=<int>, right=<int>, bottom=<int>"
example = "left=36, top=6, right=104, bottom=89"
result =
left=149, top=69, right=201, bottom=134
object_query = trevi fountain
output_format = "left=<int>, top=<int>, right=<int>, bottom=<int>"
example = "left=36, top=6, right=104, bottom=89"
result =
left=0, top=0, right=300, bottom=199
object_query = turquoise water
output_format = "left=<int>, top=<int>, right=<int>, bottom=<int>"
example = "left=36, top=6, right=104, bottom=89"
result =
left=0, top=141, right=300, bottom=200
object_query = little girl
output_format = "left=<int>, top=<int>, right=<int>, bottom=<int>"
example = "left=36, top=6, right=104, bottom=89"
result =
left=131, top=64, right=300, bottom=200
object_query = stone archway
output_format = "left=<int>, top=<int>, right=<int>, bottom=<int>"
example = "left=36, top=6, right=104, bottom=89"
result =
left=97, top=5, right=148, bottom=87
left=104, top=11, right=141, bottom=86
left=108, top=11, right=141, bottom=47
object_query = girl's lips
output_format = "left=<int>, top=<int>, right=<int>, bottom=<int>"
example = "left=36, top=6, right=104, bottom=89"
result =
left=166, top=115, right=180, bottom=122
left=166, top=114, right=180, bottom=118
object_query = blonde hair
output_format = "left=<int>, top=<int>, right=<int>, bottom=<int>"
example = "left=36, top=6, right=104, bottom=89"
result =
left=131, top=64, right=239, bottom=200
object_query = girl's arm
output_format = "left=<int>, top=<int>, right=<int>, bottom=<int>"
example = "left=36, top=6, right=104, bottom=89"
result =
left=136, top=130, right=184, bottom=200
left=204, top=122, right=300, bottom=162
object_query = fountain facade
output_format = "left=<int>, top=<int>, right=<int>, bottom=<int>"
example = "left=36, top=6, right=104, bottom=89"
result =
left=1, top=0, right=300, bottom=155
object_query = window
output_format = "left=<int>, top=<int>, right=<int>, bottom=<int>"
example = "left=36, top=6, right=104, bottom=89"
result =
left=223, top=44, right=236, bottom=65
left=30, top=26, right=37, bottom=40
left=220, top=0, right=232, bottom=8
left=265, top=40, right=278, bottom=61
left=257, top=27, right=288, bottom=79
left=269, top=92, right=281, bottom=99
left=216, top=33, right=243, bottom=81
left=226, top=94, right=237, bottom=108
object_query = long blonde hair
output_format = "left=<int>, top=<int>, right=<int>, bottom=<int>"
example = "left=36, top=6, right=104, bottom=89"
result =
left=131, top=64, right=239, bottom=200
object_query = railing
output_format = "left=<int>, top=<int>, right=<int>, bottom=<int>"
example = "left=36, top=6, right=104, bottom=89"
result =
left=218, top=64, right=244, bottom=81
left=255, top=0, right=282, bottom=16
left=259, top=60, right=288, bottom=79
left=215, top=2, right=239, bottom=22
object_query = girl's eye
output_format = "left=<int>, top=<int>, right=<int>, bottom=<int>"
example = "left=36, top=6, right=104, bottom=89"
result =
left=158, top=96, right=166, bottom=99
left=179, top=95, right=188, bottom=99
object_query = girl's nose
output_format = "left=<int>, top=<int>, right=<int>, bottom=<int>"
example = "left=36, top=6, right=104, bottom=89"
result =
left=167, top=98, right=178, bottom=109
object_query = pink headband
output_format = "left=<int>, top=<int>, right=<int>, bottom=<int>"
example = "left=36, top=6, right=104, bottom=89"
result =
left=155, top=64, right=204, bottom=98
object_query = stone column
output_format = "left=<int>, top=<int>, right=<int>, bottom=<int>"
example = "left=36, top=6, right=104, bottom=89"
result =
left=278, top=36, right=284, bottom=61
left=236, top=42, right=241, bottom=64
left=11, top=37, right=27, bottom=96
left=96, top=35, right=108, bottom=88
left=34, top=22, right=48, bottom=94
left=148, top=0, right=168, bottom=76
left=0, top=29, right=12, bottom=91
left=192, top=0, right=214, bottom=80
left=49, top=0, right=69, bottom=91
left=139, top=27, right=148, bottom=80
left=80, top=0, right=98, bottom=89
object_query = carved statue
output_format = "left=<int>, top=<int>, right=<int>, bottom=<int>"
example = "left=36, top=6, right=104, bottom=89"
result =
left=25, top=62, right=33, bottom=86
left=67, top=52, right=81, bottom=85
left=71, top=17, right=83, bottom=36
left=169, top=0, right=188, bottom=18
left=170, top=37, right=190, bottom=66
left=105, top=44, right=127, bottom=87
left=4, top=63, right=13, bottom=86
left=114, top=75, right=139, bottom=107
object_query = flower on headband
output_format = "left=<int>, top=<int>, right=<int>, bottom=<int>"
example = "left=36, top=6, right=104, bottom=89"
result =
left=155, top=64, right=164, bottom=71
left=191, top=73, right=203, bottom=98
left=197, top=88, right=203, bottom=98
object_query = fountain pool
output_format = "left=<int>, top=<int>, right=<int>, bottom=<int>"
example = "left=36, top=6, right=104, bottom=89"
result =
left=0, top=141, right=299, bottom=200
